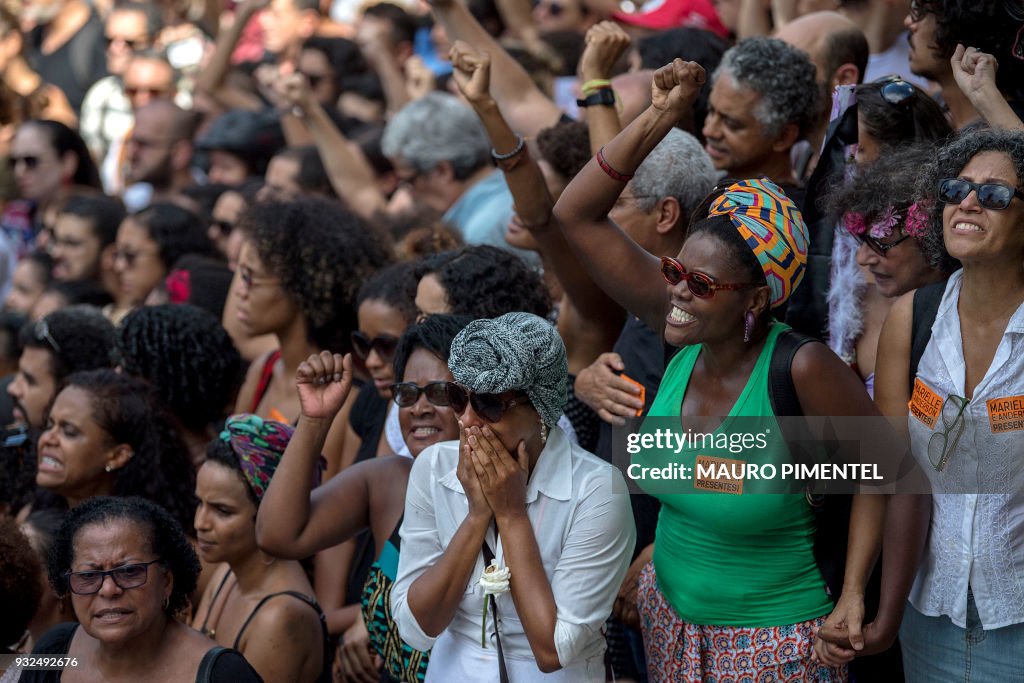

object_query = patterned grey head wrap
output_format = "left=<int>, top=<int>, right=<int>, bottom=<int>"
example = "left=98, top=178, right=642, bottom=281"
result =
left=448, top=312, right=568, bottom=427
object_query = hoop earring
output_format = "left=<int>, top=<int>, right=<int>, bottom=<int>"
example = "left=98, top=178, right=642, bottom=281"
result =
left=539, top=421, right=549, bottom=445
left=743, top=311, right=755, bottom=343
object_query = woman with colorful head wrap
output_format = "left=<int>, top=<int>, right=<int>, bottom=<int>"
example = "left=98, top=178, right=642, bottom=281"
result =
left=192, top=414, right=328, bottom=683
left=552, top=59, right=895, bottom=682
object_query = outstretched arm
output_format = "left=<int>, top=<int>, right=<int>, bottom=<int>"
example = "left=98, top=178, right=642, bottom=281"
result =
left=430, top=0, right=563, bottom=135
left=951, top=44, right=1024, bottom=132
left=552, top=60, right=707, bottom=334
left=448, top=41, right=624, bottom=353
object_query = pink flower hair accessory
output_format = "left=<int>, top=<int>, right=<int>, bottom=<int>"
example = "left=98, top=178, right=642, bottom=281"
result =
left=844, top=212, right=867, bottom=236
left=904, top=202, right=931, bottom=238
left=869, top=206, right=900, bottom=239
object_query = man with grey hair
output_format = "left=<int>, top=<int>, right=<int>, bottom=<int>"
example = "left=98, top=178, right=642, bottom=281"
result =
left=703, top=37, right=819, bottom=191
left=382, top=92, right=520, bottom=253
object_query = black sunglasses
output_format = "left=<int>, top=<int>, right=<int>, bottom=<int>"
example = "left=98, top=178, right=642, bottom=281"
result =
left=65, top=558, right=163, bottom=595
left=391, top=381, right=452, bottom=408
left=445, top=382, right=527, bottom=423
left=210, top=219, right=234, bottom=236
left=105, top=35, right=144, bottom=50
left=859, top=232, right=911, bottom=256
left=938, top=178, right=1024, bottom=211
left=874, top=75, right=916, bottom=105
left=350, top=332, right=399, bottom=361
left=8, top=155, right=39, bottom=170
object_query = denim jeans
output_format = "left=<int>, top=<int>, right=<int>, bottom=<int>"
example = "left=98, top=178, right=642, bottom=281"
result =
left=900, top=592, right=1024, bottom=682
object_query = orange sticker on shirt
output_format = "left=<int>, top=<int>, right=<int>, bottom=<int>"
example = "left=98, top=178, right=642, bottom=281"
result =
left=694, top=455, right=745, bottom=495
left=987, top=395, right=1024, bottom=433
left=909, top=378, right=942, bottom=429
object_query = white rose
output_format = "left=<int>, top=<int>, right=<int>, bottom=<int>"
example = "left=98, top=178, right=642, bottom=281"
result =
left=478, top=559, right=511, bottom=596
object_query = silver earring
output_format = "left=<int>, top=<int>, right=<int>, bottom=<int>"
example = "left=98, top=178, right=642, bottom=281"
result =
left=105, top=464, right=113, bottom=473
left=540, top=421, right=548, bottom=445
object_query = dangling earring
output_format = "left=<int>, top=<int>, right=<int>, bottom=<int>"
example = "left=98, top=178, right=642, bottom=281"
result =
left=539, top=421, right=549, bottom=445
left=743, top=311, right=755, bottom=343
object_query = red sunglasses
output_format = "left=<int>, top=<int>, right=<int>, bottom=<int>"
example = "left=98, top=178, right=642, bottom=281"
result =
left=659, top=257, right=761, bottom=298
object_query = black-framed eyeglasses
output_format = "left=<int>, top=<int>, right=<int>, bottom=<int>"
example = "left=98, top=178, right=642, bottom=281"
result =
left=927, top=394, right=968, bottom=472
left=350, top=332, right=399, bottom=362
left=34, top=319, right=61, bottom=353
left=874, top=75, right=916, bottom=106
left=391, top=381, right=452, bottom=408
left=65, top=558, right=164, bottom=595
left=938, top=178, right=1024, bottom=211
left=859, top=231, right=912, bottom=256
left=7, top=155, right=40, bottom=171
left=445, top=382, right=528, bottom=423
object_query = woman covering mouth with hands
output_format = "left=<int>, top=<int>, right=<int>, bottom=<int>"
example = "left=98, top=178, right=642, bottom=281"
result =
left=256, top=315, right=470, bottom=683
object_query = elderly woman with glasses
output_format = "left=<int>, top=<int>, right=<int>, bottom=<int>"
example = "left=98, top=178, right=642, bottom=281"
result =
left=21, top=496, right=261, bottom=683
left=551, top=60, right=894, bottom=682
left=257, top=315, right=470, bottom=683
left=859, top=129, right=1024, bottom=680
left=825, top=144, right=956, bottom=397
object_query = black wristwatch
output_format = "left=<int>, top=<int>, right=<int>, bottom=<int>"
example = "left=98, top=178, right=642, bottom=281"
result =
left=576, top=88, right=616, bottom=108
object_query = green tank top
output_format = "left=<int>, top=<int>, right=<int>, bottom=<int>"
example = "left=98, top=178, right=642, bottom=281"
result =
left=636, top=322, right=832, bottom=627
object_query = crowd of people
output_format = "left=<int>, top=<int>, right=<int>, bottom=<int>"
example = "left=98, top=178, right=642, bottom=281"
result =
left=0, top=0, right=1022, bottom=681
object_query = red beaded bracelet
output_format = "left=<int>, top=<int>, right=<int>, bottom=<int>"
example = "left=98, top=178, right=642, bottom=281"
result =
left=596, top=147, right=633, bottom=182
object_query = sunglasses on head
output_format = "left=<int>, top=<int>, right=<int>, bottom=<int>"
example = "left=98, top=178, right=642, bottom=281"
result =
left=8, top=155, right=39, bottom=170
left=445, top=382, right=527, bottom=423
left=391, top=381, right=452, bottom=408
left=938, top=178, right=1024, bottom=211
left=350, top=332, right=399, bottom=361
left=873, top=75, right=916, bottom=106
left=660, top=257, right=761, bottom=299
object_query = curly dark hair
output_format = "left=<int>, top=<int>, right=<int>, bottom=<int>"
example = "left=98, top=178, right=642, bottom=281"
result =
left=916, top=1, right=1024, bottom=99
left=22, top=249, right=54, bottom=290
left=118, top=305, right=243, bottom=434
left=19, top=306, right=119, bottom=383
left=47, top=496, right=200, bottom=617
left=413, top=246, right=552, bottom=319
left=827, top=144, right=958, bottom=274
left=918, top=128, right=1024, bottom=268
left=356, top=262, right=419, bottom=325
left=129, top=202, right=219, bottom=272
left=393, top=314, right=474, bottom=381
left=240, top=198, right=394, bottom=351
left=0, top=515, right=42, bottom=645
left=536, top=121, right=591, bottom=183
left=61, top=370, right=198, bottom=534
left=714, top=37, right=820, bottom=138
left=857, top=80, right=952, bottom=151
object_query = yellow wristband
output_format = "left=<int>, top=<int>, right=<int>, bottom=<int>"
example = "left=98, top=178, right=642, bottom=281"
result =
left=581, top=79, right=612, bottom=94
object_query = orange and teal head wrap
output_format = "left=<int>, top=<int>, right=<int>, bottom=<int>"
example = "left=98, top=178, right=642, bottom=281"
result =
left=706, top=178, right=808, bottom=308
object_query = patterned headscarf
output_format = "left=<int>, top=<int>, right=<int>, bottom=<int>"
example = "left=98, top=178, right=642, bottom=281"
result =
left=707, top=178, right=808, bottom=308
left=448, top=312, right=568, bottom=427
left=219, top=414, right=294, bottom=501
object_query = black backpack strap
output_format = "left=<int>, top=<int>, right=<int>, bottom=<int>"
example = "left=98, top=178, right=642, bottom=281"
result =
left=909, top=281, right=946, bottom=392
left=768, top=328, right=848, bottom=603
left=768, top=329, right=817, bottom=418
left=196, top=646, right=229, bottom=683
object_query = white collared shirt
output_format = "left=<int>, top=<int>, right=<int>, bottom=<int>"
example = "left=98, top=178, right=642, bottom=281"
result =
left=907, top=270, right=1024, bottom=629
left=391, top=427, right=635, bottom=681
